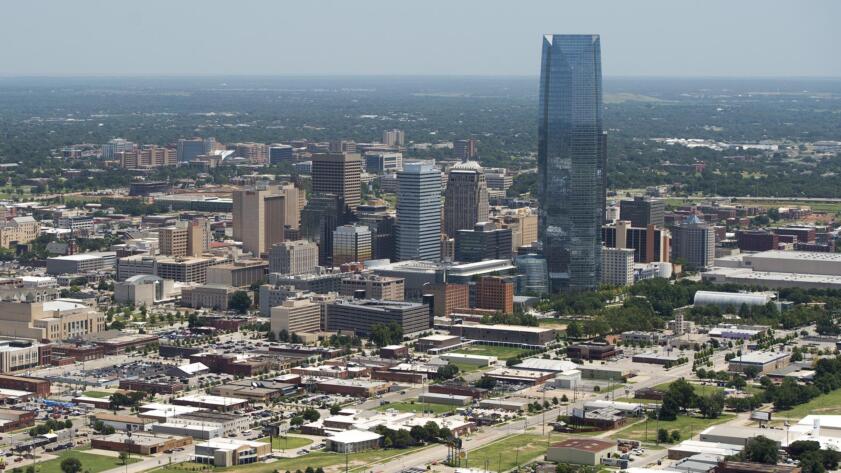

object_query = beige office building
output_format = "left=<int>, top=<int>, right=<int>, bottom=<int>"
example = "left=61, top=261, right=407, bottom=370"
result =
left=186, top=219, right=211, bottom=257
left=206, top=260, right=268, bottom=287
left=158, top=227, right=188, bottom=257
left=340, top=274, right=404, bottom=301
left=332, top=224, right=372, bottom=266
left=0, top=216, right=40, bottom=249
left=271, top=299, right=322, bottom=335
left=268, top=240, right=318, bottom=275
left=233, top=184, right=302, bottom=256
left=233, top=142, right=268, bottom=164
left=118, top=146, right=176, bottom=169
left=0, top=297, right=104, bottom=341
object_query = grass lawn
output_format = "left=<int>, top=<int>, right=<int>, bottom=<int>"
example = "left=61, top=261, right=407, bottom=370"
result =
left=612, top=414, right=735, bottom=444
left=34, top=450, right=141, bottom=473
left=465, top=434, right=563, bottom=472
left=450, top=361, right=487, bottom=373
left=452, top=345, right=531, bottom=361
left=538, top=319, right=568, bottom=330
left=376, top=399, right=458, bottom=415
left=777, top=388, right=841, bottom=418
left=82, top=390, right=112, bottom=398
left=258, top=435, right=312, bottom=450
left=154, top=446, right=430, bottom=473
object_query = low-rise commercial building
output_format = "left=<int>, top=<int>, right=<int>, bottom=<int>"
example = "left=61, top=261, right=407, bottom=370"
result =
left=547, top=438, right=615, bottom=466
left=194, top=438, right=271, bottom=467
left=449, top=323, right=555, bottom=348
left=567, top=343, right=617, bottom=361
left=46, top=252, right=116, bottom=275
left=180, top=284, right=239, bottom=310
left=92, top=432, right=192, bottom=456
left=326, top=429, right=382, bottom=453
left=172, top=394, right=249, bottom=413
left=728, top=351, right=790, bottom=374
left=315, top=379, right=390, bottom=398
left=325, top=299, right=431, bottom=337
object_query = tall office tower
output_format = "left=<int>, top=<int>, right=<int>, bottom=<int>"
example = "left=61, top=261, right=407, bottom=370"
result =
left=620, top=196, right=665, bottom=228
left=453, top=139, right=478, bottom=162
left=177, top=138, right=206, bottom=163
left=672, top=215, right=715, bottom=269
left=186, top=218, right=211, bottom=257
left=356, top=203, right=396, bottom=260
left=537, top=34, right=605, bottom=291
left=600, top=247, right=635, bottom=287
left=279, top=183, right=303, bottom=230
left=332, top=224, right=372, bottom=266
left=311, top=152, right=362, bottom=213
left=101, top=138, right=136, bottom=159
left=269, top=144, right=294, bottom=164
left=232, top=184, right=288, bottom=257
left=301, top=193, right=349, bottom=266
left=444, top=161, right=490, bottom=237
left=234, top=142, right=269, bottom=164
left=396, top=163, right=441, bottom=262
left=268, top=240, right=319, bottom=275
left=158, top=226, right=188, bottom=257
left=382, top=129, right=405, bottom=147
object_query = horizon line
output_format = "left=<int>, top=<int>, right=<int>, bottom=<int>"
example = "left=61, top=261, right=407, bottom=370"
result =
left=1, top=73, right=841, bottom=80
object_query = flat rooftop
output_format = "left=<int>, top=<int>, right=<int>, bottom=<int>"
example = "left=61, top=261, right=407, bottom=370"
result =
left=461, top=323, right=553, bottom=334
left=748, top=250, right=841, bottom=262
left=551, top=438, right=614, bottom=452
left=175, top=394, right=247, bottom=406
left=99, top=432, right=185, bottom=446
left=730, top=351, right=789, bottom=364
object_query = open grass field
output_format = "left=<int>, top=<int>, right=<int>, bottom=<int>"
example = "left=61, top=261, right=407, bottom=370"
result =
left=81, top=390, right=112, bottom=398
left=375, top=399, right=458, bottom=415
left=34, top=450, right=141, bottom=473
left=612, top=414, right=735, bottom=444
left=651, top=381, right=724, bottom=397
left=258, top=435, right=313, bottom=450
left=776, top=388, right=841, bottom=419
left=464, top=433, right=565, bottom=472
left=154, top=445, right=430, bottom=473
left=452, top=345, right=531, bottom=361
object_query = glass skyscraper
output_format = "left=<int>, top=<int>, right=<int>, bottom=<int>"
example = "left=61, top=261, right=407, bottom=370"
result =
left=537, top=34, right=605, bottom=291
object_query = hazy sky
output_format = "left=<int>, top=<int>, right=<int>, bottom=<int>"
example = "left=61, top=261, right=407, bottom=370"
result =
left=2, top=0, right=839, bottom=77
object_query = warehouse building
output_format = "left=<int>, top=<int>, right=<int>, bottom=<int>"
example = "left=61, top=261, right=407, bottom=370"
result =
left=172, top=394, right=249, bottom=413
left=316, top=379, right=391, bottom=397
left=728, top=351, right=790, bottom=374
left=547, top=438, right=615, bottom=466
left=417, top=393, right=472, bottom=406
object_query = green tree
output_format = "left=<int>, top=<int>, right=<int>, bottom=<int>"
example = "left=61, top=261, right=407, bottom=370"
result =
left=657, top=428, right=669, bottom=444
left=742, top=436, right=779, bottom=464
left=229, top=291, right=252, bottom=314
left=118, top=452, right=130, bottom=465
left=60, top=457, right=82, bottom=473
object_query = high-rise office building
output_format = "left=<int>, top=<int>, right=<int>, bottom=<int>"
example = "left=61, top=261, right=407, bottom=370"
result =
left=382, top=129, right=405, bottom=147
left=311, top=152, right=362, bottom=213
left=620, top=196, right=665, bottom=228
left=332, top=224, right=372, bottom=266
left=356, top=204, right=396, bottom=261
left=602, top=220, right=671, bottom=263
left=301, top=193, right=349, bottom=266
left=268, top=240, right=319, bottom=275
left=232, top=184, right=293, bottom=256
left=515, top=253, right=549, bottom=296
left=186, top=218, right=211, bottom=257
left=601, top=247, right=635, bottom=287
left=396, top=163, right=441, bottom=262
left=453, top=139, right=478, bottom=161
left=454, top=222, right=513, bottom=263
left=158, top=227, right=188, bottom=257
left=271, top=299, right=322, bottom=335
left=537, top=34, right=606, bottom=291
left=444, top=161, right=489, bottom=237
left=672, top=215, right=715, bottom=269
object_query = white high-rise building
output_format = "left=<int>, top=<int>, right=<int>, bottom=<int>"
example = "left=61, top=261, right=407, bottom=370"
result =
left=396, top=163, right=441, bottom=262
left=601, top=247, right=635, bottom=287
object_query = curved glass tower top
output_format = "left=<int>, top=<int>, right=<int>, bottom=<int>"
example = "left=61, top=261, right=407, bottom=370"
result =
left=538, top=34, right=605, bottom=291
